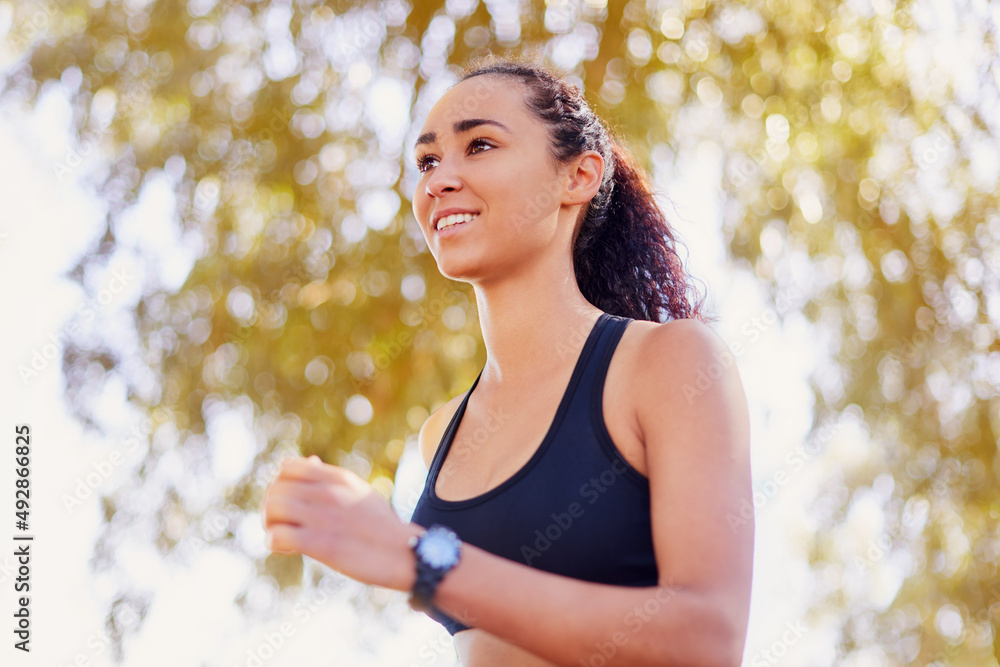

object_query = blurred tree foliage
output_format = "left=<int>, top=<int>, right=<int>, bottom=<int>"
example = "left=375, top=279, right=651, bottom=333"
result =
left=3, top=0, right=998, bottom=663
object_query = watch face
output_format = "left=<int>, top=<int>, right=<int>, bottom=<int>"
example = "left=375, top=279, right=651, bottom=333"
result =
left=418, top=528, right=459, bottom=569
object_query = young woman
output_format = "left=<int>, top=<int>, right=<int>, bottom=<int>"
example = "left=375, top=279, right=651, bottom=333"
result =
left=263, top=56, right=754, bottom=666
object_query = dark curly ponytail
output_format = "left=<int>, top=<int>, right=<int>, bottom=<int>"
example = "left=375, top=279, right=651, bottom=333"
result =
left=458, top=55, right=712, bottom=324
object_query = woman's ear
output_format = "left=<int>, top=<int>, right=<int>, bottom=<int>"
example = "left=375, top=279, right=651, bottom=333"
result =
left=564, top=150, right=604, bottom=204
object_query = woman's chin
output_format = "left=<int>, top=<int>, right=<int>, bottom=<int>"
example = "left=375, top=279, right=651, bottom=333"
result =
left=435, top=259, right=485, bottom=284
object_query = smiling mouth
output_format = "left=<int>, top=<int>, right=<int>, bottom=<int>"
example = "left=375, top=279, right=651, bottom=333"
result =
left=436, top=212, right=481, bottom=231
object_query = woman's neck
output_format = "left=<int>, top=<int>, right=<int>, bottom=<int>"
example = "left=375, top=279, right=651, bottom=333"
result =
left=471, top=281, right=603, bottom=393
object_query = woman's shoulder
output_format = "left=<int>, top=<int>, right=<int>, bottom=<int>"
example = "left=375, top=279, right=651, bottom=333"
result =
left=624, top=316, right=727, bottom=361
left=618, top=316, right=738, bottom=413
left=417, top=390, right=468, bottom=470
left=624, top=316, right=746, bottom=433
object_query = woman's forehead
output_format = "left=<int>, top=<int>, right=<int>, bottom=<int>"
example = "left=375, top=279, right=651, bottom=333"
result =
left=420, top=79, right=529, bottom=138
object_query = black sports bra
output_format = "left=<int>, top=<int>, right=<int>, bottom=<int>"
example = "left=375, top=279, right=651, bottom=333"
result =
left=410, top=312, right=659, bottom=635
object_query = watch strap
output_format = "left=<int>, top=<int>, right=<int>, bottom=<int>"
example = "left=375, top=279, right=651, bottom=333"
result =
left=410, top=559, right=447, bottom=612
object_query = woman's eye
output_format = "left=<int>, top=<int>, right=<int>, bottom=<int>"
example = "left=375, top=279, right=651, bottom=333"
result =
left=468, top=138, right=492, bottom=154
left=416, top=138, right=494, bottom=174
left=416, top=155, right=437, bottom=173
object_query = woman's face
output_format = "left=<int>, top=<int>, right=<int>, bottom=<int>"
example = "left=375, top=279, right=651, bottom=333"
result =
left=411, top=75, right=570, bottom=282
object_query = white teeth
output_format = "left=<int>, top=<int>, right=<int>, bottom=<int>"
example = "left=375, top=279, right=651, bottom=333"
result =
left=437, top=212, right=479, bottom=230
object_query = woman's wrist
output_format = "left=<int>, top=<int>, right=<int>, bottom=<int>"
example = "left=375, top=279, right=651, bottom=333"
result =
left=395, top=522, right=425, bottom=593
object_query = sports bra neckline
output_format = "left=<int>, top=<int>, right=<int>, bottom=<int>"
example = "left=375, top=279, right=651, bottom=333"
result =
left=426, top=312, right=613, bottom=509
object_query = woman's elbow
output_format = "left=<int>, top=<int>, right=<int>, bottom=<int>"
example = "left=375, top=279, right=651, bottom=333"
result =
left=680, top=602, right=748, bottom=667
left=629, top=591, right=749, bottom=666
left=701, top=611, right=748, bottom=667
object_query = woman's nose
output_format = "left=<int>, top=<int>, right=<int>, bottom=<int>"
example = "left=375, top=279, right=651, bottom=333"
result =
left=424, top=158, right=462, bottom=199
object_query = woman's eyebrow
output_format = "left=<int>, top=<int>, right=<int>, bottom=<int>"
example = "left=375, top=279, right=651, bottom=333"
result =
left=415, top=118, right=512, bottom=149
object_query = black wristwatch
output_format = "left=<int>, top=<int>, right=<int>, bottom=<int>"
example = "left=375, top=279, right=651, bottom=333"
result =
left=408, top=524, right=463, bottom=612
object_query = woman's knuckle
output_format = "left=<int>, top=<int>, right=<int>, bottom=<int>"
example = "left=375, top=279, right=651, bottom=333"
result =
left=319, top=484, right=340, bottom=505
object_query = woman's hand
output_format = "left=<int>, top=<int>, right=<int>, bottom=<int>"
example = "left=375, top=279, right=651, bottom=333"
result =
left=262, top=455, right=422, bottom=592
